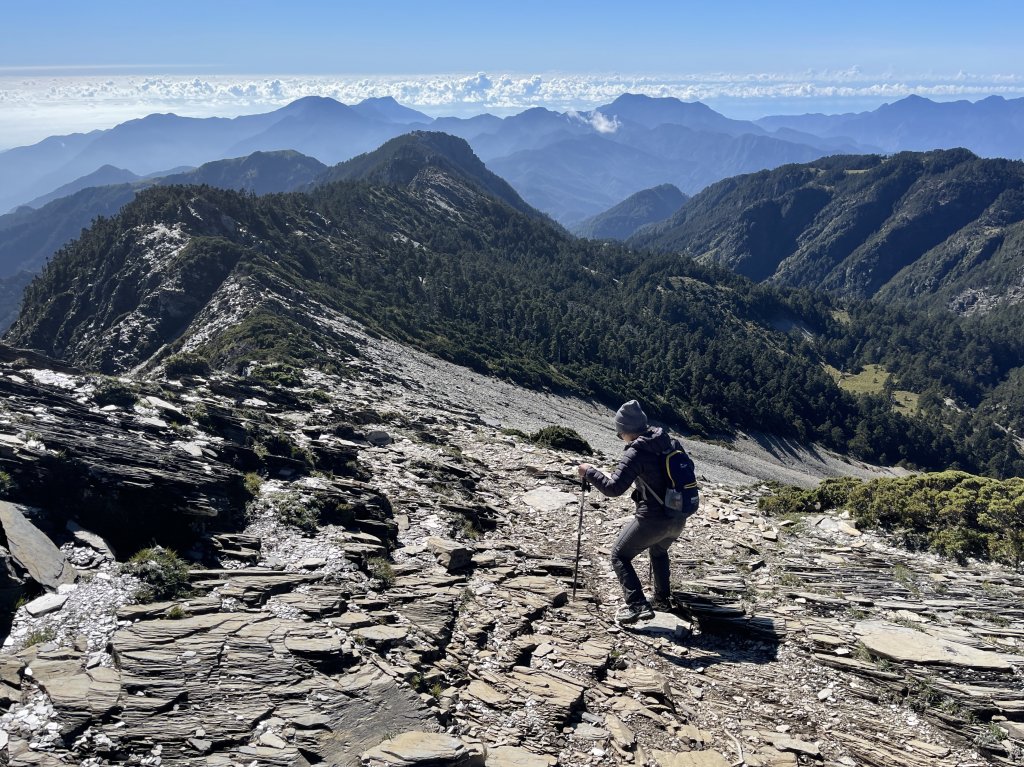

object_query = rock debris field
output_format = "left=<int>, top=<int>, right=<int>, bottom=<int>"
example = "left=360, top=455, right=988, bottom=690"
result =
left=0, top=333, right=1021, bottom=767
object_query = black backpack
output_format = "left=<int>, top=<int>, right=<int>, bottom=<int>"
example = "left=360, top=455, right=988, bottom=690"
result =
left=637, top=439, right=699, bottom=514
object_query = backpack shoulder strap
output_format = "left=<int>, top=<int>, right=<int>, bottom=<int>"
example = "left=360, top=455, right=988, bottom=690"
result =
left=634, top=475, right=666, bottom=507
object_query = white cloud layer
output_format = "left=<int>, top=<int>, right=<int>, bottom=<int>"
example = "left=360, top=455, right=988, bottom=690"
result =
left=2, top=70, right=1023, bottom=149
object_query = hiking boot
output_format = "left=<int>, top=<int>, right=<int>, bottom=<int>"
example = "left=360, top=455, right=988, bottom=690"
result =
left=650, top=595, right=674, bottom=613
left=615, top=602, right=654, bottom=624
left=651, top=595, right=695, bottom=622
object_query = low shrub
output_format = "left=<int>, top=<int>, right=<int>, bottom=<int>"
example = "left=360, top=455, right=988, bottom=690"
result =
left=762, top=471, right=1024, bottom=567
left=758, top=477, right=861, bottom=517
left=0, top=470, right=13, bottom=498
left=22, top=626, right=56, bottom=647
left=243, top=472, right=263, bottom=499
left=164, top=352, right=211, bottom=378
left=256, top=430, right=316, bottom=470
left=274, top=497, right=319, bottom=535
left=368, top=556, right=396, bottom=589
left=124, top=547, right=192, bottom=602
left=93, top=378, right=138, bottom=408
left=529, top=426, right=593, bottom=455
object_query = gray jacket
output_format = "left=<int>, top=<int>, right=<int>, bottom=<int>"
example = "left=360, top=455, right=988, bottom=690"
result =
left=584, top=427, right=674, bottom=518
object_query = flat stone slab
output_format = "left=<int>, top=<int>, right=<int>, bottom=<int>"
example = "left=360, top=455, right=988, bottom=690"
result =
left=605, top=713, right=635, bottom=747
left=501, top=576, right=567, bottom=607
left=855, top=621, right=1013, bottom=670
left=486, top=746, right=557, bottom=766
left=521, top=486, right=577, bottom=513
left=509, top=666, right=586, bottom=711
left=283, top=636, right=346, bottom=656
left=361, top=731, right=483, bottom=766
left=464, top=680, right=508, bottom=706
left=630, top=611, right=692, bottom=641
left=767, top=735, right=821, bottom=757
left=24, top=592, right=69, bottom=617
left=652, top=750, right=730, bottom=767
left=352, top=624, right=409, bottom=647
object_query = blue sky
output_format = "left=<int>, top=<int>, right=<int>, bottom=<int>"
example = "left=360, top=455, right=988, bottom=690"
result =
left=3, top=0, right=1022, bottom=74
left=1, top=0, right=1022, bottom=147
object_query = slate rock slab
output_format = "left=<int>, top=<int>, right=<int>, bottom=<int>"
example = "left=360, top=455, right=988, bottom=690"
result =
left=0, top=501, right=76, bottom=589
left=361, top=731, right=484, bottom=766
left=855, top=620, right=1014, bottom=670
left=352, top=624, right=409, bottom=648
left=521, top=487, right=577, bottom=513
left=425, top=537, right=472, bottom=571
left=24, top=592, right=68, bottom=617
left=486, top=746, right=557, bottom=766
left=651, top=750, right=730, bottom=767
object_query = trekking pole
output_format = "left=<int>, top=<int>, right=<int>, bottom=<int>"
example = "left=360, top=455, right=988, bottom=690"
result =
left=572, top=478, right=589, bottom=601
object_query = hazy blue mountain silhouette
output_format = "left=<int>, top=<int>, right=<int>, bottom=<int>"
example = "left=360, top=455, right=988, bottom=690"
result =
left=24, top=165, right=140, bottom=209
left=491, top=124, right=824, bottom=224
left=350, top=96, right=432, bottom=124
left=595, top=93, right=764, bottom=136
left=757, top=95, right=1024, bottom=158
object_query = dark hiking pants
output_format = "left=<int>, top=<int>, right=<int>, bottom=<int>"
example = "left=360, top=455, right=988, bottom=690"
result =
left=611, top=511, right=688, bottom=607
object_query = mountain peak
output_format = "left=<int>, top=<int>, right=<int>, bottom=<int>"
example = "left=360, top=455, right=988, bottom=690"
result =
left=608, top=93, right=714, bottom=114
left=598, top=93, right=758, bottom=136
left=320, top=131, right=541, bottom=218
left=572, top=182, right=687, bottom=240
left=277, top=96, right=355, bottom=118
left=352, top=97, right=432, bottom=124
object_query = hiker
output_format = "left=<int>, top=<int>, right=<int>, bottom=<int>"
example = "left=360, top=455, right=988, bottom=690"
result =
left=577, top=400, right=698, bottom=623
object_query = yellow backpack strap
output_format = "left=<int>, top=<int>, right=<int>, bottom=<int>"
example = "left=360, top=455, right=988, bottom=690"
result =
left=664, top=450, right=681, bottom=486
left=665, top=450, right=698, bottom=489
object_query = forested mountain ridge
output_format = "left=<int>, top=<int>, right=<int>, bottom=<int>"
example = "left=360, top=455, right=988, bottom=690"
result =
left=633, top=149, right=1024, bottom=314
left=5, top=138, right=1023, bottom=477
left=571, top=184, right=687, bottom=240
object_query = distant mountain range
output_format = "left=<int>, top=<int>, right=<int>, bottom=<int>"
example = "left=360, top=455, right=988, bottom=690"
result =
left=572, top=184, right=687, bottom=240
left=632, top=149, right=1024, bottom=314
left=5, top=93, right=1024, bottom=225
left=0, top=96, right=431, bottom=214
left=0, top=151, right=327, bottom=279
left=756, top=95, right=1024, bottom=158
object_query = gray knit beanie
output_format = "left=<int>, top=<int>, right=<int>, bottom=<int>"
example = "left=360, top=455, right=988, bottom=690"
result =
left=614, top=400, right=648, bottom=434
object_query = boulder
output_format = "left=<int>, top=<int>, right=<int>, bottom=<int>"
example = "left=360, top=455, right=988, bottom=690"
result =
left=367, top=430, right=392, bottom=447
left=66, top=520, right=117, bottom=561
left=425, top=537, right=472, bottom=571
left=0, top=502, right=76, bottom=589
